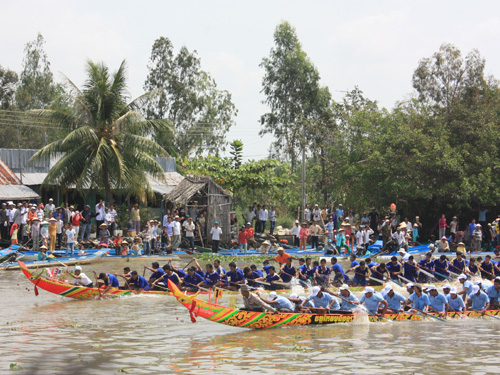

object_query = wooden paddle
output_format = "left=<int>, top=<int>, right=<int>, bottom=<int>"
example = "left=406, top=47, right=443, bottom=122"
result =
left=182, top=280, right=210, bottom=292
left=478, top=266, right=495, bottom=278
left=483, top=312, right=500, bottom=320
left=398, top=275, right=415, bottom=285
left=433, top=270, right=451, bottom=280
left=410, top=307, right=447, bottom=322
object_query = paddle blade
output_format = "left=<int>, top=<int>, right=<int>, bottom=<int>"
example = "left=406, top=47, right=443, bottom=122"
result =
left=34, top=285, right=39, bottom=296
left=189, top=300, right=197, bottom=323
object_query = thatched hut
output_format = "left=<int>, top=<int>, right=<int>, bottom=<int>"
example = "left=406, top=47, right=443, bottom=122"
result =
left=164, top=175, right=232, bottom=245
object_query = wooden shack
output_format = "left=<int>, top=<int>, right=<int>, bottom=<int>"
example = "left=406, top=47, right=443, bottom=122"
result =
left=164, top=175, right=232, bottom=245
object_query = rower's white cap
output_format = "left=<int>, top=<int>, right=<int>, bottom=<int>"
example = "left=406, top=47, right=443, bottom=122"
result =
left=458, top=274, right=467, bottom=280
left=269, top=291, right=278, bottom=300
left=311, top=286, right=321, bottom=297
left=398, top=249, right=406, bottom=254
left=474, top=281, right=482, bottom=285
left=472, top=285, right=480, bottom=294
left=495, top=277, right=500, bottom=283
left=427, top=285, right=437, bottom=291
left=407, top=283, right=414, bottom=288
left=290, top=293, right=299, bottom=299
left=443, top=284, right=451, bottom=290
left=450, top=287, right=457, bottom=294
left=363, top=287, right=375, bottom=294
left=74, top=266, right=82, bottom=271
left=295, top=220, right=299, bottom=224
left=383, top=285, right=393, bottom=293
left=339, top=284, right=349, bottom=291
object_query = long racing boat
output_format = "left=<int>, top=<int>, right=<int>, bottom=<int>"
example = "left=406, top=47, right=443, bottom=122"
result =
left=168, top=280, right=500, bottom=329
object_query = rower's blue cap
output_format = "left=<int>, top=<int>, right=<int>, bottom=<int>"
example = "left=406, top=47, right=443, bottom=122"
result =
left=215, top=221, right=219, bottom=224
left=186, top=215, right=190, bottom=218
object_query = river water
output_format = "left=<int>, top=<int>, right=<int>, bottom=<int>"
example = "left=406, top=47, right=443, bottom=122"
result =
left=1, top=258, right=500, bottom=374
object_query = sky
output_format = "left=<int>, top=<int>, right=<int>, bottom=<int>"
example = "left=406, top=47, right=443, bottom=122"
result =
left=3, top=1, right=500, bottom=159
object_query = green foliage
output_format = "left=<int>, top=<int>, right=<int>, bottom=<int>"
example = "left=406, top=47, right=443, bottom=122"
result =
left=229, top=139, right=243, bottom=169
left=0, top=65, right=18, bottom=109
left=260, top=21, right=332, bottom=170
left=143, top=37, right=237, bottom=156
left=29, top=60, right=173, bottom=203
left=15, top=33, right=60, bottom=111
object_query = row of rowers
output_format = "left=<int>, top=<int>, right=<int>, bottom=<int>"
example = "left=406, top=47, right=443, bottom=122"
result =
left=239, top=278, right=500, bottom=316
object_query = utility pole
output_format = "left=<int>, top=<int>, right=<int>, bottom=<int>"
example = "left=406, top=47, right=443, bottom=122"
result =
left=301, top=146, right=306, bottom=222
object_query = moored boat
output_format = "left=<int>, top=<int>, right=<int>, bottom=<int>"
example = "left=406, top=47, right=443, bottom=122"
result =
left=169, top=280, right=500, bottom=329
left=1, top=251, right=108, bottom=270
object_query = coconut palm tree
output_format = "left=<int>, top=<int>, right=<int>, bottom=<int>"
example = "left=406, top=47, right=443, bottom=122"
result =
left=29, top=60, right=173, bottom=202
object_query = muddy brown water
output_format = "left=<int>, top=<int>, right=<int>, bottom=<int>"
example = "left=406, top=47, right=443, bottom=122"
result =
left=1, top=258, right=499, bottom=374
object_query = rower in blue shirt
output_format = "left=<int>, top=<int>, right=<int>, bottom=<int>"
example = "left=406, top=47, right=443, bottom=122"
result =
left=458, top=274, right=474, bottom=302
left=370, top=263, right=389, bottom=286
left=280, top=258, right=296, bottom=283
left=214, top=259, right=228, bottom=286
left=315, top=258, right=331, bottom=286
left=203, top=264, right=221, bottom=288
left=182, top=266, right=205, bottom=292
left=129, top=270, right=150, bottom=293
left=469, top=285, right=490, bottom=312
left=447, top=287, right=466, bottom=313
left=298, top=258, right=312, bottom=287
left=480, top=256, right=495, bottom=280
left=402, top=256, right=418, bottom=282
left=152, top=265, right=181, bottom=290
left=224, top=262, right=246, bottom=290
left=449, top=252, right=468, bottom=275
left=383, top=285, right=407, bottom=313
left=257, top=266, right=282, bottom=290
left=144, top=262, right=165, bottom=285
left=334, top=284, right=360, bottom=311
left=386, top=256, right=402, bottom=281
left=468, top=258, right=479, bottom=276
left=300, top=286, right=340, bottom=312
left=258, top=291, right=295, bottom=312
left=433, top=255, right=450, bottom=280
left=418, top=253, right=435, bottom=283
left=349, top=254, right=360, bottom=269
left=349, top=261, right=369, bottom=287
left=262, top=260, right=271, bottom=276
left=243, top=266, right=261, bottom=288
left=366, top=258, right=378, bottom=269
left=94, top=271, right=119, bottom=296
left=360, top=287, right=388, bottom=315
left=288, top=293, right=314, bottom=312
left=330, top=257, right=347, bottom=284
left=404, top=284, right=430, bottom=313
left=486, top=278, right=500, bottom=309
left=426, top=285, right=448, bottom=315
left=250, top=264, right=263, bottom=278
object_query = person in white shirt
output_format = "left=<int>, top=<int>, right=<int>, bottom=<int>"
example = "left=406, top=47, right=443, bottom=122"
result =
left=259, top=205, right=269, bottom=233
left=108, top=204, right=117, bottom=237
left=290, top=220, right=301, bottom=247
left=210, top=221, right=223, bottom=253
left=162, top=210, right=170, bottom=227
left=44, top=198, right=55, bottom=217
left=67, top=266, right=94, bottom=287
left=312, top=204, right=321, bottom=222
left=56, top=214, right=64, bottom=249
left=183, top=216, right=196, bottom=250
left=304, top=205, right=311, bottom=223
left=65, top=224, right=76, bottom=256
left=269, top=206, right=277, bottom=235
left=171, top=216, right=182, bottom=250
left=95, top=199, right=106, bottom=229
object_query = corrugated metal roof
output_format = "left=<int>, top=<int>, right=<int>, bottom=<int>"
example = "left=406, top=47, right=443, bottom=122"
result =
left=0, top=158, right=21, bottom=185
left=0, top=185, right=40, bottom=200
left=19, top=172, right=48, bottom=186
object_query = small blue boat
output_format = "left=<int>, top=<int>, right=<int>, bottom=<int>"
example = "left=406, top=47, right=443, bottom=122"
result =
left=0, top=250, right=108, bottom=270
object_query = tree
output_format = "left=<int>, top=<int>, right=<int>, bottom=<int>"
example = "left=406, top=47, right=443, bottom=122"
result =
left=143, top=37, right=237, bottom=156
left=29, top=60, right=172, bottom=202
left=0, top=65, right=18, bottom=109
left=229, top=139, right=243, bottom=169
left=15, top=33, right=60, bottom=110
left=260, top=21, right=331, bottom=170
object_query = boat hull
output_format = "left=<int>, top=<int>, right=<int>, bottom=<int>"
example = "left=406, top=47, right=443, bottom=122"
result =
left=1, top=251, right=108, bottom=270
left=168, top=280, right=500, bottom=329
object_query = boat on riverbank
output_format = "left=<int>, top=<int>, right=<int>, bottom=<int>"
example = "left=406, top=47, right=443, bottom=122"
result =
left=1, top=251, right=108, bottom=270
left=168, top=280, right=500, bottom=329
